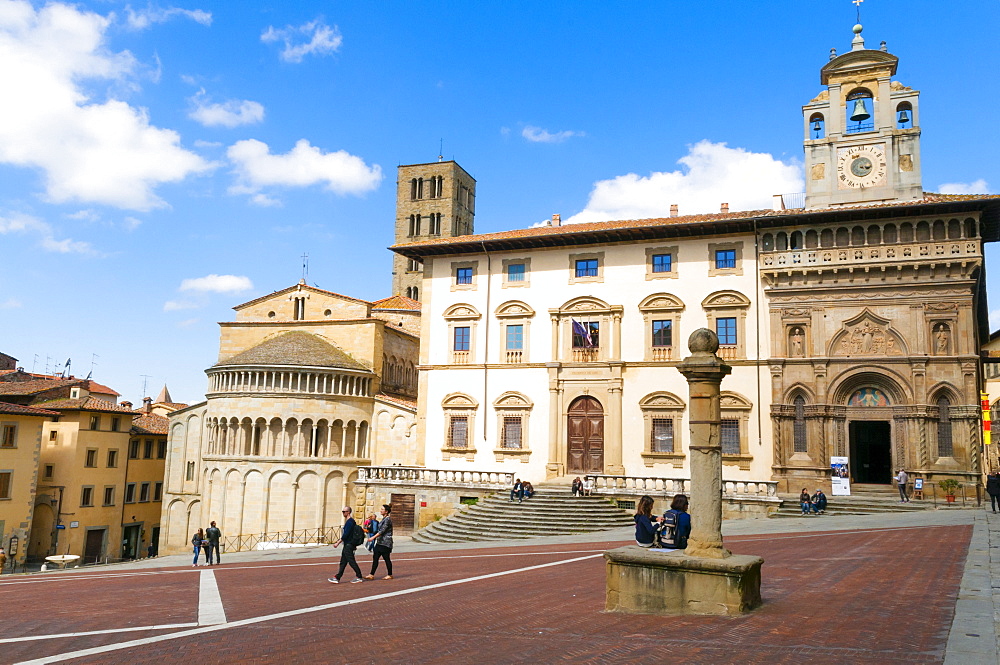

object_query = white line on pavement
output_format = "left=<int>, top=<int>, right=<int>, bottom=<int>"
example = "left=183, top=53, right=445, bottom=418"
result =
left=13, top=553, right=603, bottom=665
left=198, top=569, right=227, bottom=626
left=0, top=624, right=198, bottom=644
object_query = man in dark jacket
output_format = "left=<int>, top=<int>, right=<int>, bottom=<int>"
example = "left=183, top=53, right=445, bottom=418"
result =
left=986, top=473, right=1000, bottom=513
left=329, top=507, right=364, bottom=584
left=205, top=521, right=222, bottom=565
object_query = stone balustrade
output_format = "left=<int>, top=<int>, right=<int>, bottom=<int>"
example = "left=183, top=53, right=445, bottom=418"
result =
left=760, top=239, right=980, bottom=271
left=359, top=466, right=514, bottom=489
left=585, top=474, right=778, bottom=498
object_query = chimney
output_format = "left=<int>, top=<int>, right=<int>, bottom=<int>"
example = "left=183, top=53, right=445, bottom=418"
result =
left=772, top=194, right=785, bottom=211
left=720, top=203, right=729, bottom=214
left=121, top=401, right=132, bottom=410
left=142, top=396, right=152, bottom=414
left=669, top=204, right=679, bottom=218
left=551, top=214, right=561, bottom=227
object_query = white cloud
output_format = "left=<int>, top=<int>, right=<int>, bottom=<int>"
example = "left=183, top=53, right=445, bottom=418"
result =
left=179, top=274, right=253, bottom=294
left=227, top=138, right=382, bottom=203
left=0, top=1, right=213, bottom=210
left=564, top=140, right=803, bottom=225
left=0, top=298, right=22, bottom=309
left=261, top=19, right=342, bottom=63
left=938, top=179, right=992, bottom=195
left=123, top=216, right=142, bottom=230
left=65, top=209, right=101, bottom=222
left=522, top=125, right=584, bottom=144
left=124, top=4, right=212, bottom=31
left=0, top=211, right=95, bottom=255
left=188, top=89, right=264, bottom=128
left=163, top=299, right=198, bottom=311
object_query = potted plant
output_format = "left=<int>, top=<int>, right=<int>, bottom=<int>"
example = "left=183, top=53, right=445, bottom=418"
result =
left=938, top=478, right=961, bottom=503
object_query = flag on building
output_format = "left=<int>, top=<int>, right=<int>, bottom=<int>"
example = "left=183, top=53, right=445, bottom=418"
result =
left=982, top=392, right=992, bottom=447
left=571, top=319, right=595, bottom=348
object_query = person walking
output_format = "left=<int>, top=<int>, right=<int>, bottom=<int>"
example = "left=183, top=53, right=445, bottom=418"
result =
left=329, top=507, right=364, bottom=584
left=986, top=472, right=1000, bottom=513
left=206, top=521, right=222, bottom=565
left=362, top=514, right=378, bottom=553
left=191, top=528, right=206, bottom=566
left=895, top=469, right=909, bottom=503
left=364, top=504, right=394, bottom=580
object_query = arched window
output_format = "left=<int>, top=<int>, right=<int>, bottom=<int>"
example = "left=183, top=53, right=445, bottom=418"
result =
left=896, top=101, right=913, bottom=129
left=845, top=88, right=874, bottom=134
left=937, top=397, right=953, bottom=457
left=793, top=396, right=807, bottom=453
left=809, top=113, right=825, bottom=139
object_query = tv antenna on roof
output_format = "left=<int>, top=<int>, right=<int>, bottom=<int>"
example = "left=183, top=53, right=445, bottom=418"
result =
left=140, top=374, right=151, bottom=399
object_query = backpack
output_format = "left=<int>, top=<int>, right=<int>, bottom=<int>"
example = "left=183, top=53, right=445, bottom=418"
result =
left=656, top=510, right=681, bottom=548
left=348, top=523, right=365, bottom=547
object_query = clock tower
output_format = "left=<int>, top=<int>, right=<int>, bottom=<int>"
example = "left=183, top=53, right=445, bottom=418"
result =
left=803, top=24, right=922, bottom=209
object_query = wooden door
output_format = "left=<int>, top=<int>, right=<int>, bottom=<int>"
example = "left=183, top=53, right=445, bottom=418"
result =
left=390, top=493, right=415, bottom=531
left=567, top=396, right=604, bottom=474
left=84, top=528, right=105, bottom=564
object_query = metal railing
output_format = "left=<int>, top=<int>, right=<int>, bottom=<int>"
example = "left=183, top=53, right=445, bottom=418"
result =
left=223, top=526, right=342, bottom=553
left=584, top=474, right=778, bottom=498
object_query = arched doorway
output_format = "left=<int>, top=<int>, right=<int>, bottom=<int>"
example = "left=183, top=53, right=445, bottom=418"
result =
left=567, top=396, right=604, bottom=474
left=846, top=387, right=894, bottom=484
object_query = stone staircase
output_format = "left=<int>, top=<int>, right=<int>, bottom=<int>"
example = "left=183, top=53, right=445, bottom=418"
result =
left=411, top=484, right=635, bottom=543
left=770, top=490, right=936, bottom=518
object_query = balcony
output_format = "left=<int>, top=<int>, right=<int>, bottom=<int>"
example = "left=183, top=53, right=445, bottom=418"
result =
left=572, top=348, right=600, bottom=362
left=451, top=351, right=470, bottom=365
left=651, top=346, right=673, bottom=361
left=718, top=345, right=739, bottom=360
left=504, top=350, right=523, bottom=364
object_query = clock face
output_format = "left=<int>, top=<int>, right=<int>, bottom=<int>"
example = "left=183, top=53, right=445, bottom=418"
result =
left=837, top=144, right=887, bottom=189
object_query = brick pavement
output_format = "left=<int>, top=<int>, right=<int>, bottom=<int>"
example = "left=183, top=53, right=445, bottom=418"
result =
left=0, top=523, right=971, bottom=665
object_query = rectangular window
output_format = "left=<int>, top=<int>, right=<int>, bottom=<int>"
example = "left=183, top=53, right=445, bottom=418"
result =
left=139, top=482, right=150, bottom=502
left=186, top=461, right=195, bottom=481
left=721, top=419, right=741, bottom=455
left=575, top=258, right=598, bottom=278
left=110, top=417, right=120, bottom=432
left=129, top=440, right=140, bottom=459
left=715, top=249, right=737, bottom=270
left=85, top=449, right=97, bottom=467
left=453, top=326, right=471, bottom=352
left=506, top=263, right=525, bottom=282
left=153, top=481, right=163, bottom=502
left=157, top=440, right=167, bottom=459
left=49, top=430, right=57, bottom=441
left=651, top=418, right=674, bottom=453
left=455, top=267, right=473, bottom=285
left=143, top=439, right=153, bottom=459
left=103, top=486, right=115, bottom=506
left=80, top=486, right=94, bottom=507
left=125, top=483, right=136, bottom=503
left=0, top=471, right=11, bottom=499
left=44, top=465, right=53, bottom=479
left=651, top=320, right=673, bottom=347
left=89, top=415, right=100, bottom=430
left=572, top=321, right=600, bottom=349
left=448, top=416, right=468, bottom=449
left=716, top=317, right=737, bottom=345
left=505, top=325, right=524, bottom=351
left=107, top=449, right=118, bottom=468
left=1, top=424, right=15, bottom=448
left=651, top=253, right=672, bottom=273
left=502, top=416, right=522, bottom=449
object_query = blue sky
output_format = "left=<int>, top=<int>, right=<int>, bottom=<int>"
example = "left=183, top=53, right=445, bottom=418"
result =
left=1, top=0, right=997, bottom=404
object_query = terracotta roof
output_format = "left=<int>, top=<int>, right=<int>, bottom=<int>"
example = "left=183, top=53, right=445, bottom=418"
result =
left=131, top=412, right=169, bottom=435
left=34, top=396, right=139, bottom=414
left=85, top=380, right=120, bottom=396
left=0, top=379, right=81, bottom=395
left=154, top=385, right=173, bottom=403
left=233, top=282, right=371, bottom=311
left=371, top=295, right=422, bottom=311
left=375, top=393, right=417, bottom=410
left=0, top=402, right=60, bottom=417
left=214, top=331, right=369, bottom=371
left=156, top=402, right=189, bottom=411
left=391, top=193, right=1000, bottom=258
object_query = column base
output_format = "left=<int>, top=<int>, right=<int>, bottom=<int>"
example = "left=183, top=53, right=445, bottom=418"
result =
left=605, top=546, right=763, bottom=616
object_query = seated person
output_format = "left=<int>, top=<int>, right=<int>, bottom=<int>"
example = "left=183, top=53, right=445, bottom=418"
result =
left=811, top=489, right=827, bottom=514
left=571, top=477, right=583, bottom=496
left=522, top=481, right=534, bottom=499
left=799, top=488, right=812, bottom=515
left=657, top=493, right=691, bottom=550
left=634, top=495, right=658, bottom=548
left=510, top=479, right=524, bottom=503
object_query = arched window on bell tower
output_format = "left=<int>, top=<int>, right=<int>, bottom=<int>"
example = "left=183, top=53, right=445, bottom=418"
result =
left=809, top=113, right=825, bottom=139
left=896, top=101, right=913, bottom=129
left=845, top=88, right=874, bottom=134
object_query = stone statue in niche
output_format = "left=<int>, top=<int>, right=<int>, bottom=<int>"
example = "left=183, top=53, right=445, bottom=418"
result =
left=934, top=323, right=950, bottom=355
left=789, top=327, right=805, bottom=357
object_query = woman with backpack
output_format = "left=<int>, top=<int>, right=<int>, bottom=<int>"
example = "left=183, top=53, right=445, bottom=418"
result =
left=364, top=504, right=394, bottom=580
left=634, top=495, right=658, bottom=548
left=657, top=494, right=691, bottom=550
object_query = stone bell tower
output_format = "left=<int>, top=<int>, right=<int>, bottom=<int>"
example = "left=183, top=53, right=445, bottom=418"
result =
left=802, top=24, right=922, bottom=209
left=391, top=160, right=476, bottom=301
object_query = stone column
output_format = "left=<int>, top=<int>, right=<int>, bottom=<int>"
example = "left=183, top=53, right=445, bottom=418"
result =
left=676, top=328, right=732, bottom=559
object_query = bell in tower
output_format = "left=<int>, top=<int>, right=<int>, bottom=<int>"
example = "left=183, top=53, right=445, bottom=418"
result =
left=802, top=23, right=922, bottom=209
